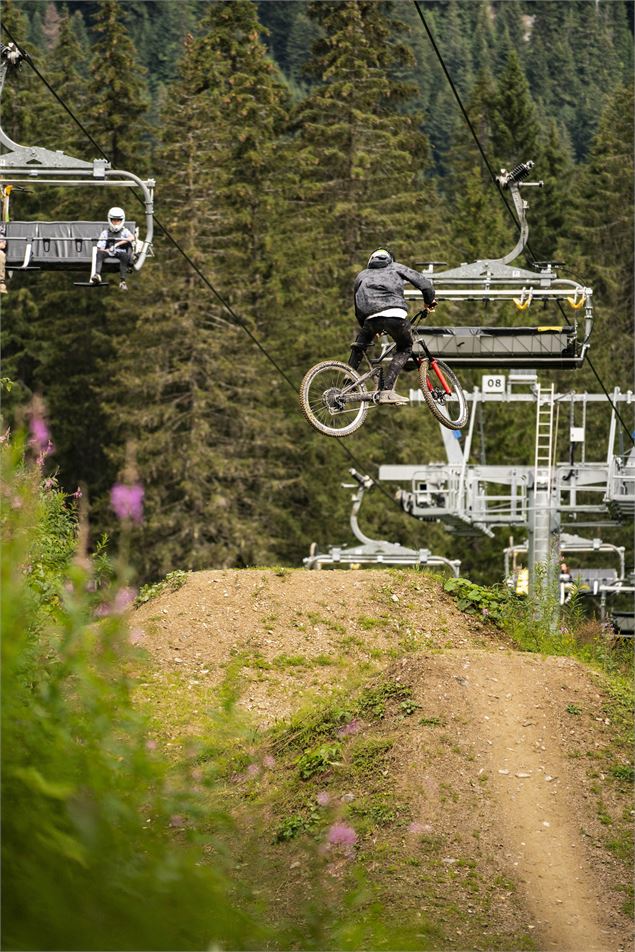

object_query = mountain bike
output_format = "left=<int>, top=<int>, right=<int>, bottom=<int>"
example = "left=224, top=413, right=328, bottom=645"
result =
left=299, top=310, right=468, bottom=438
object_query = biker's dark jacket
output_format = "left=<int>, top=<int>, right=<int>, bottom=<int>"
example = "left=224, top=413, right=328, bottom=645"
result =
left=354, top=261, right=435, bottom=324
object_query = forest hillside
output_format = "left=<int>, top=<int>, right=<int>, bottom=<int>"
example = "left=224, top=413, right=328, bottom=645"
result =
left=2, top=0, right=633, bottom=587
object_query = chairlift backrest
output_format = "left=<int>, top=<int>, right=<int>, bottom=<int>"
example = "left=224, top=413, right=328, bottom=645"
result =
left=5, top=220, right=137, bottom=270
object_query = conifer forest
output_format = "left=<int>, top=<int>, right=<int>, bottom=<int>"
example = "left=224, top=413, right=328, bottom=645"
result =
left=2, top=2, right=635, bottom=951
left=2, top=0, right=632, bottom=584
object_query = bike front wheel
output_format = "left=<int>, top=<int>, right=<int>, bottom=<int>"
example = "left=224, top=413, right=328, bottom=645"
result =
left=300, top=361, right=369, bottom=437
left=418, top=358, right=468, bottom=430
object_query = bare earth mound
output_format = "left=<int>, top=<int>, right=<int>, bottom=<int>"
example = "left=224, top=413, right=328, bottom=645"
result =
left=134, top=569, right=632, bottom=951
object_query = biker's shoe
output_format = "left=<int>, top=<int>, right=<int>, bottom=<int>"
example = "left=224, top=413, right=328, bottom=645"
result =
left=376, top=389, right=409, bottom=405
left=119, top=280, right=128, bottom=292
left=90, top=273, right=101, bottom=285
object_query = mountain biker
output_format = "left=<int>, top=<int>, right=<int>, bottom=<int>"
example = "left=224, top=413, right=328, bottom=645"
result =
left=90, top=206, right=134, bottom=291
left=348, top=249, right=437, bottom=404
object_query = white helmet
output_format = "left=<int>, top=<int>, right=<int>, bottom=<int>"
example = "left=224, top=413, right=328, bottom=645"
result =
left=108, top=206, right=125, bottom=232
left=368, top=248, right=393, bottom=268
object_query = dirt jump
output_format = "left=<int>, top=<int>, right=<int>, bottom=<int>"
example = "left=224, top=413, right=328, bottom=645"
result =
left=134, top=569, right=633, bottom=952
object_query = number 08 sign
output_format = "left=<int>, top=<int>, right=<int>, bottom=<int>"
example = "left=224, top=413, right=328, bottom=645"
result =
left=482, top=374, right=506, bottom=394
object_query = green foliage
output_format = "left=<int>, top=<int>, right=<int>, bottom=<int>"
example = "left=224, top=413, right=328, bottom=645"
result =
left=1, top=439, right=268, bottom=951
left=443, top=577, right=510, bottom=626
left=135, top=569, right=189, bottom=605
left=350, top=736, right=394, bottom=773
left=358, top=680, right=413, bottom=718
left=296, top=741, right=342, bottom=780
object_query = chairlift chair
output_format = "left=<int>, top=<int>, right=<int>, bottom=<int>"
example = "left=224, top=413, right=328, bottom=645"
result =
left=0, top=42, right=154, bottom=286
left=405, top=161, right=593, bottom=369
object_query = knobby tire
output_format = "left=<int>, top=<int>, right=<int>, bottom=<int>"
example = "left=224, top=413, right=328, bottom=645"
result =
left=418, top=358, right=468, bottom=430
left=299, top=360, right=368, bottom=438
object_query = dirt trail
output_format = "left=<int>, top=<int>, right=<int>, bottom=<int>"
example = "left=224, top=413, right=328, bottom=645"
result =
left=135, top=570, right=632, bottom=951
left=461, top=651, right=616, bottom=952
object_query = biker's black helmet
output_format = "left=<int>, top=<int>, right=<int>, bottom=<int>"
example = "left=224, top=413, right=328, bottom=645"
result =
left=368, top=248, right=394, bottom=268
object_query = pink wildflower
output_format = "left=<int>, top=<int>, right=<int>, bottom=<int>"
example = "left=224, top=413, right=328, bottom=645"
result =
left=337, top=719, right=361, bottom=737
left=29, top=415, right=50, bottom=453
left=110, top=482, right=144, bottom=523
left=70, top=486, right=82, bottom=499
left=316, top=791, right=331, bottom=807
left=113, top=586, right=137, bottom=614
left=146, top=739, right=158, bottom=751
left=327, top=822, right=357, bottom=847
left=35, top=440, right=55, bottom=468
left=246, top=763, right=260, bottom=777
left=129, top=627, right=144, bottom=645
left=94, top=603, right=111, bottom=618
left=169, top=815, right=185, bottom=829
left=43, top=477, right=55, bottom=490
left=262, top=755, right=275, bottom=769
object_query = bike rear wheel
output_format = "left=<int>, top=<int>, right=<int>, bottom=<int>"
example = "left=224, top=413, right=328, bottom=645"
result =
left=418, top=358, right=468, bottom=430
left=300, top=360, right=369, bottom=437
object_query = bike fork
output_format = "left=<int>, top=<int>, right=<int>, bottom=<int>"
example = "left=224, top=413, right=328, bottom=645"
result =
left=417, top=348, right=452, bottom=395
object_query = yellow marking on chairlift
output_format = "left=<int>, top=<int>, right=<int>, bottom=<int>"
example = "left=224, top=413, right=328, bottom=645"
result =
left=513, top=289, right=533, bottom=310
left=536, top=326, right=563, bottom=332
left=567, top=292, right=586, bottom=309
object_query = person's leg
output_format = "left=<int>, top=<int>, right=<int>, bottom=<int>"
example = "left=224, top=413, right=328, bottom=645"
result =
left=116, top=247, right=132, bottom=280
left=381, top=318, right=414, bottom=390
left=348, top=318, right=377, bottom=370
left=93, top=249, right=105, bottom=275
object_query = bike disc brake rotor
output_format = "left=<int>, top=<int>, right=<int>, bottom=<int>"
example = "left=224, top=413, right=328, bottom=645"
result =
left=431, top=387, right=447, bottom=405
left=323, top=387, right=345, bottom=415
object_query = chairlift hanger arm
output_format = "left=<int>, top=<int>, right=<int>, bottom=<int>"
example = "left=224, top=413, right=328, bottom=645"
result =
left=0, top=39, right=154, bottom=271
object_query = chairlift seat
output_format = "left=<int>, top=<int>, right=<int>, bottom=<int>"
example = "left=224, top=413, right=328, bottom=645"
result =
left=4, top=221, right=136, bottom=271
left=569, top=567, right=619, bottom=595
left=412, top=325, right=579, bottom=369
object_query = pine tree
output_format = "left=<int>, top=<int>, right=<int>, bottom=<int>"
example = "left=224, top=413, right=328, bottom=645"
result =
left=86, top=0, right=151, bottom=172
left=560, top=83, right=634, bottom=385
left=527, top=118, right=575, bottom=263
left=261, top=0, right=453, bottom=560
left=104, top=2, right=290, bottom=577
left=491, top=49, right=541, bottom=170
left=444, top=71, right=512, bottom=266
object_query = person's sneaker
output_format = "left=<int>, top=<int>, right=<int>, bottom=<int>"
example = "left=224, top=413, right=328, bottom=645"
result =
left=376, top=389, right=409, bottom=405
left=119, top=280, right=128, bottom=292
left=90, top=273, right=101, bottom=285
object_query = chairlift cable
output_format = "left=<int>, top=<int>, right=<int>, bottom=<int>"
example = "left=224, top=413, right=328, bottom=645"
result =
left=411, top=1, right=634, bottom=447
left=1, top=22, right=110, bottom=165
left=1, top=25, right=400, bottom=505
left=587, top=355, right=635, bottom=447
left=411, top=1, right=523, bottom=240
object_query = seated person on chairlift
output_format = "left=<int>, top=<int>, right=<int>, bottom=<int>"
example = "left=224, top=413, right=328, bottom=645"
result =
left=348, top=249, right=437, bottom=404
left=91, top=206, right=134, bottom=290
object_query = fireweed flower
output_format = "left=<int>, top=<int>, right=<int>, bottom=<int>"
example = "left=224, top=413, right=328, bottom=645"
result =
left=29, top=415, right=51, bottom=453
left=327, top=822, right=357, bottom=847
left=113, top=587, right=137, bottom=614
left=110, top=482, right=144, bottom=523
